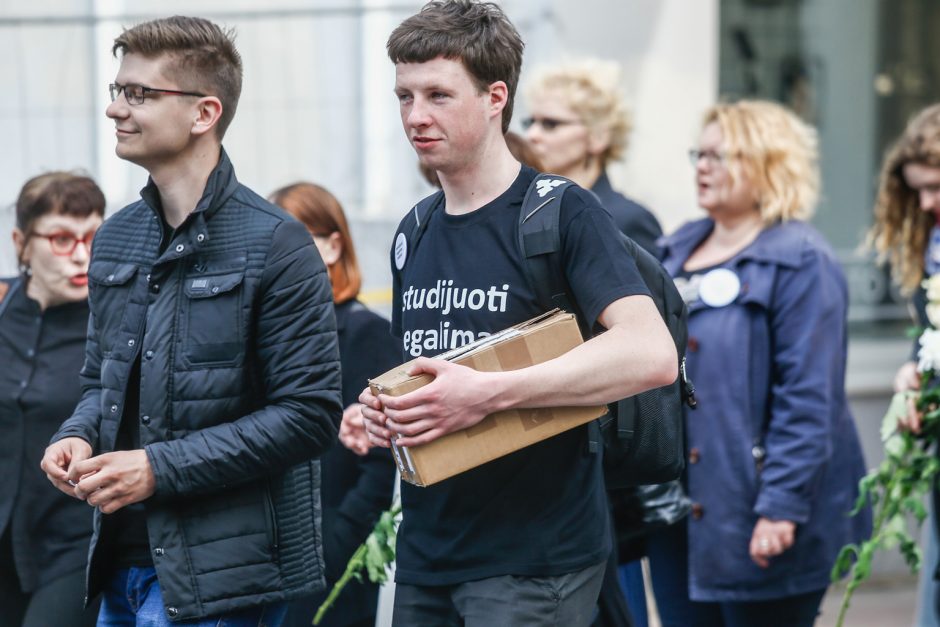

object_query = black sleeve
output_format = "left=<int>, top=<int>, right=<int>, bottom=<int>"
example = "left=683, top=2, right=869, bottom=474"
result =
left=560, top=188, right=651, bottom=328
left=323, top=446, right=396, bottom=582
left=324, top=309, right=400, bottom=581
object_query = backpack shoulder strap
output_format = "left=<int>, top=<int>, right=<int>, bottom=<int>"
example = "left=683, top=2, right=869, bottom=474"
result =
left=409, top=190, right=445, bottom=251
left=517, top=174, right=591, bottom=335
left=518, top=175, right=603, bottom=453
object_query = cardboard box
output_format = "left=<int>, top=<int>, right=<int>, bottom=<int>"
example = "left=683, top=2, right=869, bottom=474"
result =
left=369, top=310, right=607, bottom=486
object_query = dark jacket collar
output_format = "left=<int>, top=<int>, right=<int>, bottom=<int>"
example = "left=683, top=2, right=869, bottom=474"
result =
left=139, top=147, right=240, bottom=224
left=590, top=171, right=615, bottom=199
left=661, top=217, right=810, bottom=275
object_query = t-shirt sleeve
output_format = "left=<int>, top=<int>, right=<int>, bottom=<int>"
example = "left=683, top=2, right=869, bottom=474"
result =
left=560, top=188, right=651, bottom=328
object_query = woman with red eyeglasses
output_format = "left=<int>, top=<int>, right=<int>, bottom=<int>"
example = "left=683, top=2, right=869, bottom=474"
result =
left=0, top=172, right=104, bottom=627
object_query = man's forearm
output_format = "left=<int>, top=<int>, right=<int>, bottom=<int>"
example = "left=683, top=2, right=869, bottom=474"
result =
left=488, top=298, right=677, bottom=413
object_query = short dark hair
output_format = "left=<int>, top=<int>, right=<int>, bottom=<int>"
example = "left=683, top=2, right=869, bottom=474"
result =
left=387, top=0, right=524, bottom=133
left=16, top=171, right=106, bottom=239
left=113, top=16, right=243, bottom=139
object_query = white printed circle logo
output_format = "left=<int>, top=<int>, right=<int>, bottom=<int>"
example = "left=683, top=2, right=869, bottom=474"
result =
left=394, top=233, right=408, bottom=270
left=699, top=268, right=740, bottom=308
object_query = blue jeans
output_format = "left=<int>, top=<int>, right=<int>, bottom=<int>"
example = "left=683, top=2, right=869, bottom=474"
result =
left=97, top=567, right=287, bottom=627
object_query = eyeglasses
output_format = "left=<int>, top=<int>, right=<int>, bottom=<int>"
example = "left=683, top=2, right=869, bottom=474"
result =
left=521, top=116, right=583, bottom=131
left=688, top=148, right=732, bottom=167
left=109, top=83, right=206, bottom=105
left=33, top=230, right=96, bottom=256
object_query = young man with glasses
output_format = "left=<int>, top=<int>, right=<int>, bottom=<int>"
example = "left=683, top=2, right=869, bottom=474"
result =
left=357, top=2, right=677, bottom=625
left=41, top=16, right=341, bottom=626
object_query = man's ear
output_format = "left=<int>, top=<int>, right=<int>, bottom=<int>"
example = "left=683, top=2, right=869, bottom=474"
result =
left=488, top=81, right=509, bottom=120
left=192, top=97, right=224, bottom=137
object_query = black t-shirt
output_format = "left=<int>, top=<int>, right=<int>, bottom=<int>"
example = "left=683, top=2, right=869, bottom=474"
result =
left=390, top=165, right=650, bottom=585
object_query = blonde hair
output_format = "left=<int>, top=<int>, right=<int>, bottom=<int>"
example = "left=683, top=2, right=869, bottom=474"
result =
left=704, top=100, right=819, bottom=224
left=525, top=58, right=631, bottom=167
left=868, top=104, right=940, bottom=295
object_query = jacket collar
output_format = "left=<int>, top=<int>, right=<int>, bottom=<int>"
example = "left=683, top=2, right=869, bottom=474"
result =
left=139, top=147, right=240, bottom=225
left=661, top=217, right=808, bottom=274
left=590, top=171, right=615, bottom=199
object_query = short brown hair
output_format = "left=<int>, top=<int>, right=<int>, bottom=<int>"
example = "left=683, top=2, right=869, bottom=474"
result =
left=387, top=0, right=524, bottom=134
left=113, top=16, right=243, bottom=139
left=16, top=172, right=106, bottom=238
left=869, top=103, right=940, bottom=294
left=269, top=183, right=362, bottom=304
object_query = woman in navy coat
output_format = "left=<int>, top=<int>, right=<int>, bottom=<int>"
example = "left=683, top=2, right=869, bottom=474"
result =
left=649, top=100, right=871, bottom=627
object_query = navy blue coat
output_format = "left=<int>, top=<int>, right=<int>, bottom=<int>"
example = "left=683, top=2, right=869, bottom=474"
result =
left=660, top=218, right=871, bottom=601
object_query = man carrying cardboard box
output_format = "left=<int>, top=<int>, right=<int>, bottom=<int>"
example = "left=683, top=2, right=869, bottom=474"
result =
left=358, top=1, right=677, bottom=624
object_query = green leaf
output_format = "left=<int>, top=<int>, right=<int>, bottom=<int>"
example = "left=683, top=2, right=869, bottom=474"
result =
left=903, top=496, right=929, bottom=522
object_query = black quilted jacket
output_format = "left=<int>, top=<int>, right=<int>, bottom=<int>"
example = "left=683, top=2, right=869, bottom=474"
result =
left=52, top=150, right=342, bottom=621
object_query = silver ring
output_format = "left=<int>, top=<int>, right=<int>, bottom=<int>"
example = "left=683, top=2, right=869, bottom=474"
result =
left=758, top=539, right=770, bottom=548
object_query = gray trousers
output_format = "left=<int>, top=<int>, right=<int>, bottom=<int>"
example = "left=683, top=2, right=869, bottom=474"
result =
left=392, top=560, right=606, bottom=627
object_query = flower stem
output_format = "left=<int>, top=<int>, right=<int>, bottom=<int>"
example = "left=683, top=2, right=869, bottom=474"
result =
left=835, top=461, right=901, bottom=627
left=313, top=544, right=368, bottom=625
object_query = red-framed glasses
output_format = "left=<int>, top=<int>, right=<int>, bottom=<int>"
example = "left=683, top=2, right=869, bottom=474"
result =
left=33, top=230, right=97, bottom=256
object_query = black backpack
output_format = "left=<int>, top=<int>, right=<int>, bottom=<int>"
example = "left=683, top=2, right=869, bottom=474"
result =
left=403, top=174, right=696, bottom=488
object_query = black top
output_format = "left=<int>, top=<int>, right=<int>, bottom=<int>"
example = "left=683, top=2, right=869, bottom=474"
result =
left=390, top=166, right=649, bottom=585
left=591, top=171, right=663, bottom=256
left=0, top=278, right=94, bottom=592
left=290, top=299, right=399, bottom=627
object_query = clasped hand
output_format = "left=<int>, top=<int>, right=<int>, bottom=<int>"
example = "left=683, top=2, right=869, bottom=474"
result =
left=41, top=437, right=156, bottom=514
left=359, top=358, right=498, bottom=448
left=749, top=516, right=796, bottom=568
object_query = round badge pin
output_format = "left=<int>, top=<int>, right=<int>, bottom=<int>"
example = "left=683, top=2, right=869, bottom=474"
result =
left=394, top=233, right=408, bottom=271
left=698, top=268, right=741, bottom=308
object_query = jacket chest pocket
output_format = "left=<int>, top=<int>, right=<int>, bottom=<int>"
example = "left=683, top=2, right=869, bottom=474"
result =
left=182, top=271, right=245, bottom=366
left=88, top=262, right=138, bottom=352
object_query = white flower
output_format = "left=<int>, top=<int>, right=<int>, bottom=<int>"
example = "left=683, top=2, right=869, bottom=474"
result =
left=924, top=275, right=940, bottom=327
left=917, top=328, right=940, bottom=373
left=925, top=274, right=940, bottom=302
left=928, top=303, right=940, bottom=329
